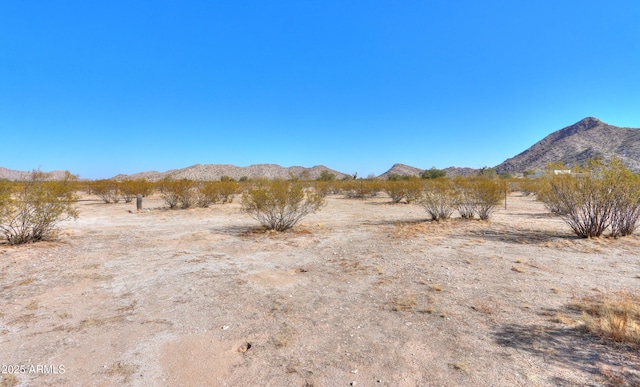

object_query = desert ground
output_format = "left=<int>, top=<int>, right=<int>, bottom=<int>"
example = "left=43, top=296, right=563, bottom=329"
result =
left=1, top=192, right=640, bottom=386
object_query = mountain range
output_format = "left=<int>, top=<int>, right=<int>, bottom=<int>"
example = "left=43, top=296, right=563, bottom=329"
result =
left=2, top=117, right=639, bottom=181
left=495, top=117, right=640, bottom=173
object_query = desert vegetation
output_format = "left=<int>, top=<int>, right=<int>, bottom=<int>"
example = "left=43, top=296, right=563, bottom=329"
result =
left=3, top=164, right=640, bottom=386
left=91, top=179, right=121, bottom=203
left=341, top=179, right=382, bottom=199
left=0, top=170, right=78, bottom=244
left=240, top=179, right=325, bottom=231
left=158, top=178, right=197, bottom=209
left=537, top=159, right=640, bottom=238
left=560, top=290, right=640, bottom=347
left=196, top=180, right=239, bottom=207
left=382, top=178, right=424, bottom=204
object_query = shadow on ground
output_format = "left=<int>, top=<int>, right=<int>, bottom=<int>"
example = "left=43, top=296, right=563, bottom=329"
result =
left=493, top=323, right=640, bottom=386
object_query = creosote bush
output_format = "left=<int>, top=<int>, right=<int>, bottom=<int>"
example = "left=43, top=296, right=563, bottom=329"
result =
left=92, top=179, right=120, bottom=203
left=0, top=170, right=78, bottom=244
left=159, top=178, right=196, bottom=209
left=241, top=179, right=325, bottom=231
left=342, top=179, right=381, bottom=199
left=119, top=179, right=153, bottom=203
left=537, top=159, right=640, bottom=238
left=469, top=176, right=505, bottom=220
left=197, top=180, right=239, bottom=207
left=382, top=179, right=424, bottom=204
left=420, top=179, right=458, bottom=221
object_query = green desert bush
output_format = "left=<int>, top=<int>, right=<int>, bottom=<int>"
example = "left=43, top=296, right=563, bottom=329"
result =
left=421, top=167, right=446, bottom=179
left=241, top=179, right=325, bottom=231
left=0, top=170, right=78, bottom=244
left=420, top=179, right=458, bottom=221
left=316, top=170, right=336, bottom=181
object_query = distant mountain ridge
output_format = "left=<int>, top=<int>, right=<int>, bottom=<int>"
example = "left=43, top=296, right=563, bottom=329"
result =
left=112, top=164, right=351, bottom=181
left=496, top=117, right=640, bottom=173
left=0, top=167, right=76, bottom=181
left=377, top=164, right=477, bottom=178
left=3, top=117, right=639, bottom=180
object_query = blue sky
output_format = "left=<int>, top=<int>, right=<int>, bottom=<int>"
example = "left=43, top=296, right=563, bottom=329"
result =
left=1, top=1, right=639, bottom=179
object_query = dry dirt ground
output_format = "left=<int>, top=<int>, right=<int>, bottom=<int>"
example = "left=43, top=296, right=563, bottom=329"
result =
left=1, top=193, right=640, bottom=386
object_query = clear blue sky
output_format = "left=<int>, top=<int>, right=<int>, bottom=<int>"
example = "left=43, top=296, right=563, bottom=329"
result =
left=2, top=1, right=639, bottom=179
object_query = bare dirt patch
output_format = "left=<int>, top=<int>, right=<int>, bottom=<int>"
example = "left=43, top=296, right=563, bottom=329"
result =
left=1, top=193, right=640, bottom=386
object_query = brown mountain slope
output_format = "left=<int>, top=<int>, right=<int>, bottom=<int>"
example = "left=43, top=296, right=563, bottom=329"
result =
left=495, top=117, right=640, bottom=173
left=377, top=163, right=424, bottom=179
left=0, top=167, right=76, bottom=181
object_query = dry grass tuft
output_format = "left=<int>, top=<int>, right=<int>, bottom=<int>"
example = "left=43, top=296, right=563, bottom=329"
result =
left=451, top=359, right=469, bottom=371
left=511, top=266, right=525, bottom=273
left=598, top=364, right=629, bottom=386
left=554, top=312, right=578, bottom=327
left=105, top=361, right=139, bottom=383
left=473, top=299, right=501, bottom=315
left=391, top=295, right=417, bottom=312
left=273, top=335, right=289, bottom=348
left=567, top=290, right=640, bottom=346
left=431, top=284, right=442, bottom=292
left=0, top=374, right=18, bottom=387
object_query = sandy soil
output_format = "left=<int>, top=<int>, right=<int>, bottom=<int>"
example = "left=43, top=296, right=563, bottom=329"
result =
left=1, top=193, right=640, bottom=386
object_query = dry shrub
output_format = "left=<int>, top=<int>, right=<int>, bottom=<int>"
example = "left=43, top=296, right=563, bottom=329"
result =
left=158, top=178, right=196, bottom=209
left=342, top=179, right=381, bottom=199
left=118, top=179, right=152, bottom=203
left=197, top=180, right=239, bottom=207
left=0, top=170, right=78, bottom=244
left=312, top=180, right=336, bottom=197
left=382, top=179, right=424, bottom=204
left=570, top=290, right=640, bottom=346
left=453, top=176, right=504, bottom=220
left=537, top=159, right=640, bottom=238
left=391, top=295, right=417, bottom=312
left=91, top=179, right=120, bottom=203
left=420, top=179, right=458, bottom=220
left=241, top=180, right=325, bottom=231
left=608, top=168, right=640, bottom=237
left=454, top=178, right=476, bottom=218
left=382, top=180, right=407, bottom=203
